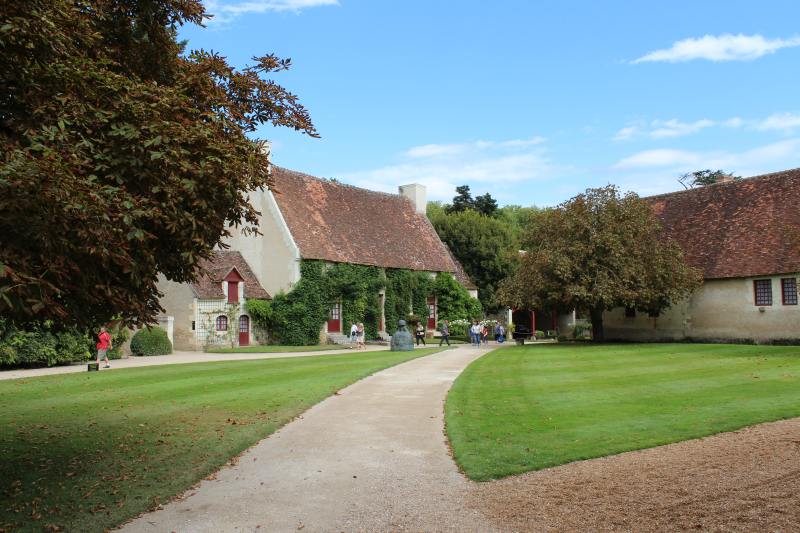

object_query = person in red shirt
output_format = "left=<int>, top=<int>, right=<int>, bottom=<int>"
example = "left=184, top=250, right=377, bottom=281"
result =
left=96, top=326, right=112, bottom=369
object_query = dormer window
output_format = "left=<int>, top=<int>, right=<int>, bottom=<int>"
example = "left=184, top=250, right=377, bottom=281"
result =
left=223, top=268, right=245, bottom=304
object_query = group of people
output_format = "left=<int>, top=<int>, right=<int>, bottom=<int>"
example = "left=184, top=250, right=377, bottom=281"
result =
left=468, top=321, right=506, bottom=346
left=349, top=322, right=366, bottom=349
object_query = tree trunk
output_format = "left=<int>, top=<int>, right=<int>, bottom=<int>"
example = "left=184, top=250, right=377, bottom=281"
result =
left=590, top=307, right=605, bottom=343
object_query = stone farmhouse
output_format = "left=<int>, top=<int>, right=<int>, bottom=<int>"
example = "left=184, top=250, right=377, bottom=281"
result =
left=604, top=168, right=800, bottom=343
left=158, top=165, right=476, bottom=350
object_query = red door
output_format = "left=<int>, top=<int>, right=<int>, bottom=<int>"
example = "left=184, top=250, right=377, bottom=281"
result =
left=238, top=315, right=250, bottom=346
left=327, top=302, right=341, bottom=333
left=427, top=296, right=436, bottom=330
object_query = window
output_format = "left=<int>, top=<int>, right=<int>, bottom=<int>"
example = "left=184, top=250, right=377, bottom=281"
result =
left=215, top=315, right=228, bottom=331
left=782, top=278, right=798, bottom=305
left=624, top=306, right=636, bottom=318
left=191, top=321, right=195, bottom=331
left=330, top=303, right=340, bottom=319
left=754, top=279, right=772, bottom=306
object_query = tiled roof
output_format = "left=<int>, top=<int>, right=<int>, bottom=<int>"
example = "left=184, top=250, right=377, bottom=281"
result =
left=646, top=168, right=800, bottom=280
left=269, top=166, right=456, bottom=273
left=192, top=251, right=271, bottom=300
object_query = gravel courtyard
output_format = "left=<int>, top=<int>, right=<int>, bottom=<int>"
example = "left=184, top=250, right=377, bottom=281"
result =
left=469, top=417, right=800, bottom=532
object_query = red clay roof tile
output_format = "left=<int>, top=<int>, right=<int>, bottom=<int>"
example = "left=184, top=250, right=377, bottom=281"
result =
left=646, top=168, right=800, bottom=280
left=192, top=251, right=271, bottom=300
left=270, top=166, right=456, bottom=273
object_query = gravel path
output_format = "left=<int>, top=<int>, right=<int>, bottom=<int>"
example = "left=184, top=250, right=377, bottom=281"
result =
left=120, top=345, right=496, bottom=533
left=469, top=417, right=800, bottom=532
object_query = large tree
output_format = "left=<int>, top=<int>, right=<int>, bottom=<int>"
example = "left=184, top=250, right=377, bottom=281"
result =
left=678, top=169, right=740, bottom=189
left=500, top=186, right=702, bottom=341
left=0, top=1, right=316, bottom=328
left=429, top=208, right=518, bottom=313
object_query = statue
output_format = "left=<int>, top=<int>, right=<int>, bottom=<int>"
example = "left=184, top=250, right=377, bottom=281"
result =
left=390, top=320, right=414, bottom=351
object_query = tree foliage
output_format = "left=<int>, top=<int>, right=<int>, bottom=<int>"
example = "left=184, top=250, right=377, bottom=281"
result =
left=499, top=186, right=702, bottom=341
left=0, top=0, right=317, bottom=329
left=429, top=208, right=518, bottom=312
left=445, top=185, right=498, bottom=217
left=678, top=169, right=740, bottom=189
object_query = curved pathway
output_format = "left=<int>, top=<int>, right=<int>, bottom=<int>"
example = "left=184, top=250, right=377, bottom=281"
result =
left=121, top=345, right=496, bottom=532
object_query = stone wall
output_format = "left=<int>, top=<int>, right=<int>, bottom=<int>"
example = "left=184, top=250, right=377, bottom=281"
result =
left=604, top=274, right=800, bottom=343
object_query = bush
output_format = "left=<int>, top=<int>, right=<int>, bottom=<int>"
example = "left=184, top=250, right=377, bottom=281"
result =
left=534, top=330, right=545, bottom=338
left=572, top=322, right=592, bottom=339
left=130, top=327, right=172, bottom=356
left=0, top=319, right=92, bottom=368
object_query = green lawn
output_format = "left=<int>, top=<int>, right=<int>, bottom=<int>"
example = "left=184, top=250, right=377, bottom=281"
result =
left=205, top=343, right=346, bottom=353
left=0, top=347, right=446, bottom=532
left=446, top=343, right=800, bottom=481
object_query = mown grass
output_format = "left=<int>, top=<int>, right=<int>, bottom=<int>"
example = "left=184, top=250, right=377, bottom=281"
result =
left=445, top=343, right=800, bottom=481
left=0, top=347, right=447, bottom=532
left=204, top=344, right=345, bottom=353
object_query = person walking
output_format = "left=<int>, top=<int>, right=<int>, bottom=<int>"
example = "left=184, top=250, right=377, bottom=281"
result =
left=495, top=322, right=506, bottom=344
left=470, top=321, right=481, bottom=347
left=438, top=320, right=450, bottom=347
left=481, top=324, right=489, bottom=346
left=415, top=322, right=426, bottom=346
left=356, top=323, right=366, bottom=350
left=349, top=323, right=358, bottom=347
left=96, top=326, right=112, bottom=369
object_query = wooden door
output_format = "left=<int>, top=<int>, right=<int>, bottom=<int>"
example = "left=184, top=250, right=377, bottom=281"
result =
left=238, top=315, right=250, bottom=346
left=327, top=302, right=341, bottom=333
left=427, top=296, right=436, bottom=330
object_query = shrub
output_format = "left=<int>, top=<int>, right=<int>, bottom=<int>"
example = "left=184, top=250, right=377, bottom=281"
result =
left=130, top=327, right=172, bottom=356
left=0, top=319, right=92, bottom=368
left=534, top=330, right=545, bottom=338
left=572, top=322, right=592, bottom=339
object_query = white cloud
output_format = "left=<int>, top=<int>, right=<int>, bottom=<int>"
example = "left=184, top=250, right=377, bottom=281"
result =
left=632, top=34, right=800, bottom=63
left=615, top=138, right=800, bottom=171
left=754, top=112, right=800, bottom=132
left=613, top=125, right=640, bottom=141
left=649, top=119, right=714, bottom=138
left=613, top=119, right=714, bottom=141
left=338, top=137, right=554, bottom=202
left=404, top=137, right=546, bottom=159
left=616, top=149, right=701, bottom=169
left=612, top=139, right=800, bottom=197
left=205, top=0, right=338, bottom=24
left=723, top=117, right=744, bottom=128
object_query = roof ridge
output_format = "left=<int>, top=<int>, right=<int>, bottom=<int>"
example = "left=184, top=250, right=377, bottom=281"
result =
left=271, top=164, right=413, bottom=202
left=645, top=167, right=800, bottom=201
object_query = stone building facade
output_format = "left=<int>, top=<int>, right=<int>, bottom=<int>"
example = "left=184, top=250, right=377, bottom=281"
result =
left=604, top=168, right=800, bottom=343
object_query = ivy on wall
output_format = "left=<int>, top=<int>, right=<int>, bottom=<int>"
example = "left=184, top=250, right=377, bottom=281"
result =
left=248, top=260, right=482, bottom=345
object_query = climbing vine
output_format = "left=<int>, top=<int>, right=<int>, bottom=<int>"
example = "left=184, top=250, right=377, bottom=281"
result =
left=250, top=260, right=482, bottom=345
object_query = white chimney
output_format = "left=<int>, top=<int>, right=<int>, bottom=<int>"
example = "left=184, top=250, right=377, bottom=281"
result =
left=399, top=183, right=427, bottom=215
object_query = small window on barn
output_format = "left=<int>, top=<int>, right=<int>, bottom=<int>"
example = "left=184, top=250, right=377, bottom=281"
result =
left=216, top=315, right=228, bottom=331
left=782, top=278, right=798, bottom=305
left=754, top=279, right=772, bottom=306
left=624, top=306, right=636, bottom=318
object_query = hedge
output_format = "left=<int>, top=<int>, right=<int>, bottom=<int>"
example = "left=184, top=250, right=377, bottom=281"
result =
left=0, top=319, right=127, bottom=368
left=130, top=327, right=172, bottom=356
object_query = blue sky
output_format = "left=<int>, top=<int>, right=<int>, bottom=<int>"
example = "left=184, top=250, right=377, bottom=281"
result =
left=182, top=1, right=800, bottom=206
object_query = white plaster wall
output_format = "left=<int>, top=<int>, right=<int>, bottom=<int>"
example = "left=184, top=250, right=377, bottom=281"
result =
left=223, top=188, right=300, bottom=298
left=604, top=274, right=800, bottom=342
left=155, top=275, right=196, bottom=351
